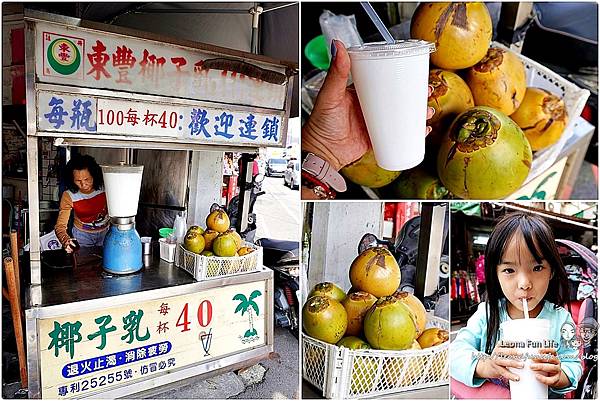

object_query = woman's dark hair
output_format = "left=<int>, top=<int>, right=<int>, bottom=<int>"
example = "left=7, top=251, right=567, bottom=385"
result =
left=64, top=154, right=103, bottom=193
left=483, top=211, right=569, bottom=354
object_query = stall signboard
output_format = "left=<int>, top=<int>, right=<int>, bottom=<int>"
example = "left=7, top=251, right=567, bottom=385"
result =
left=512, top=157, right=568, bottom=200
left=34, top=21, right=289, bottom=110
left=37, top=90, right=284, bottom=146
left=38, top=280, right=267, bottom=399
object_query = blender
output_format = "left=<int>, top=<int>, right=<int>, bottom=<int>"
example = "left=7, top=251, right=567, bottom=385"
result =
left=101, top=163, right=144, bottom=274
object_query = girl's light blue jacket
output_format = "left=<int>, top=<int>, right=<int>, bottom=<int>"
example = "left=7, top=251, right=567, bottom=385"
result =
left=451, top=299, right=582, bottom=394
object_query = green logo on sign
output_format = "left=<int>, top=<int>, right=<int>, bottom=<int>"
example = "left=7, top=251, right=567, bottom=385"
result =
left=47, top=38, right=81, bottom=75
left=233, top=290, right=261, bottom=342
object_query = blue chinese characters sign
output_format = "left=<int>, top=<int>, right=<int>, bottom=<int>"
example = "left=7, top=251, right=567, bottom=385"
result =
left=38, top=91, right=284, bottom=146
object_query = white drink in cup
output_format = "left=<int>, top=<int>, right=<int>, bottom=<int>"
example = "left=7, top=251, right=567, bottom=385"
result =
left=347, top=40, right=435, bottom=171
left=500, top=319, right=551, bottom=400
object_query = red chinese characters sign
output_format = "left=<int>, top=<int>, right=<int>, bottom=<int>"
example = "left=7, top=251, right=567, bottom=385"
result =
left=35, top=21, right=289, bottom=111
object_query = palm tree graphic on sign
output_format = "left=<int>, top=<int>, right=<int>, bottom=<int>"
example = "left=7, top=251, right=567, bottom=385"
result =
left=233, top=290, right=261, bottom=339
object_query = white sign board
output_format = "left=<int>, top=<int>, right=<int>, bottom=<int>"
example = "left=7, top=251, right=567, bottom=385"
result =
left=37, top=90, right=285, bottom=146
left=34, top=20, right=289, bottom=110
left=38, top=280, right=267, bottom=398
left=510, top=157, right=568, bottom=200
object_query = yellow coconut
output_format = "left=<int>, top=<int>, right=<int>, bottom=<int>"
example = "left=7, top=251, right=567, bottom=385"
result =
left=411, top=2, right=492, bottom=69
left=466, top=47, right=527, bottom=115
left=510, top=87, right=568, bottom=151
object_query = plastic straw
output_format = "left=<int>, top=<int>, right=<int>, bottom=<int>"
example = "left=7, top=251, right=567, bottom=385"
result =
left=360, top=2, right=395, bottom=44
left=523, top=298, right=529, bottom=319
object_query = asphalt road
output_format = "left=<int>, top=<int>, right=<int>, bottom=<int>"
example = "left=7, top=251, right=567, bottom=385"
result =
left=255, top=176, right=301, bottom=242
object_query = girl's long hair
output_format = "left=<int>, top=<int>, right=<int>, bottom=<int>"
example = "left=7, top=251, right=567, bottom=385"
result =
left=483, top=212, right=569, bottom=354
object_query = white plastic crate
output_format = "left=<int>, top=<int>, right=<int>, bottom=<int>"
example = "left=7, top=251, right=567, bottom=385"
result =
left=175, top=241, right=263, bottom=281
left=303, top=316, right=449, bottom=399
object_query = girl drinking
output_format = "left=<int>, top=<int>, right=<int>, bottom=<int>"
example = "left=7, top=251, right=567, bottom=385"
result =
left=451, top=212, right=582, bottom=395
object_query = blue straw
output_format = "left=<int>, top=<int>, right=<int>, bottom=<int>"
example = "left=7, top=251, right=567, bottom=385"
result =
left=360, top=2, right=395, bottom=44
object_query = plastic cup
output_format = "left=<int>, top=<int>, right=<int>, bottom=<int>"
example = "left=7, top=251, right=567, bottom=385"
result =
left=347, top=40, right=435, bottom=171
left=501, top=319, right=550, bottom=400
left=159, top=238, right=176, bottom=263
left=141, top=237, right=152, bottom=255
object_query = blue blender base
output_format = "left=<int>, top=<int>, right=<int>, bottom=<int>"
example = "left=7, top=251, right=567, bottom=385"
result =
left=103, top=225, right=143, bottom=274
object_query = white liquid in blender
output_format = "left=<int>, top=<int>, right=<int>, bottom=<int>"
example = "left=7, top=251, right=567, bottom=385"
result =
left=103, top=172, right=143, bottom=217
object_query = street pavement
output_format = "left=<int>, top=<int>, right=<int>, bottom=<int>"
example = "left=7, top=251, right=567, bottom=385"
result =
left=232, top=327, right=300, bottom=399
left=255, top=176, right=301, bottom=242
left=147, top=327, right=299, bottom=399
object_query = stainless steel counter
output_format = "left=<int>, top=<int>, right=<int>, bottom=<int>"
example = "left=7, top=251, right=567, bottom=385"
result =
left=33, top=246, right=195, bottom=308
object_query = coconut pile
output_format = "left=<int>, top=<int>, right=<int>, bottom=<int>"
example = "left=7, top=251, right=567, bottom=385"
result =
left=341, top=2, right=568, bottom=200
left=183, top=209, right=254, bottom=257
left=303, top=245, right=449, bottom=385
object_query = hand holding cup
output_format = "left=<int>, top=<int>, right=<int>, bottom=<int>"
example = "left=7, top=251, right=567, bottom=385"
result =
left=303, top=40, right=435, bottom=172
left=530, top=348, right=569, bottom=389
left=475, top=345, right=524, bottom=382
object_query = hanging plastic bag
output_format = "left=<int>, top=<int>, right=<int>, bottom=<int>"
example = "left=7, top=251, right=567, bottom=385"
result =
left=319, top=10, right=363, bottom=60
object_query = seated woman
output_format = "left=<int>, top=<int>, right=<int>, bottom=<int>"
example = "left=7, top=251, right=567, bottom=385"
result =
left=55, top=154, right=109, bottom=253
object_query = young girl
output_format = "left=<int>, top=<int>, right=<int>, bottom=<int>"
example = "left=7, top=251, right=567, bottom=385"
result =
left=451, top=212, right=582, bottom=396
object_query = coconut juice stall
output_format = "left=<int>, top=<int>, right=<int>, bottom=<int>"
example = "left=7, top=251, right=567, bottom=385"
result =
left=23, top=10, right=296, bottom=399
left=301, top=2, right=595, bottom=200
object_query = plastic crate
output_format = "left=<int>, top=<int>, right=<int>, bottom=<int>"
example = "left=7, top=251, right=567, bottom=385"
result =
left=491, top=42, right=590, bottom=183
left=302, top=316, right=449, bottom=399
left=175, top=241, right=263, bottom=281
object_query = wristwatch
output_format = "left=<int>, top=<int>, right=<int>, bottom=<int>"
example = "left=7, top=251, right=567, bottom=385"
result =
left=301, top=153, right=347, bottom=199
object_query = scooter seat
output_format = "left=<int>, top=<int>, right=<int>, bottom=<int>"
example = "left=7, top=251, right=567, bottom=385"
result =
left=256, top=238, right=298, bottom=253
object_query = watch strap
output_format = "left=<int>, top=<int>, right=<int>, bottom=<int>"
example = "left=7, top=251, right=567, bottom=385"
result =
left=302, top=153, right=347, bottom=192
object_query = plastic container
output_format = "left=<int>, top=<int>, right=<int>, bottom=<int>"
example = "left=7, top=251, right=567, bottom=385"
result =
left=159, top=227, right=174, bottom=238
left=175, top=242, right=263, bottom=281
left=159, top=238, right=176, bottom=263
left=141, top=236, right=152, bottom=255
left=172, top=211, right=187, bottom=243
left=501, top=319, right=550, bottom=400
left=303, top=316, right=449, bottom=399
left=347, top=40, right=435, bottom=171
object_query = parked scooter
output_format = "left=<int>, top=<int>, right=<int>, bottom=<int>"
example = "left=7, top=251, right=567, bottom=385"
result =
left=226, top=174, right=265, bottom=243
left=256, top=238, right=300, bottom=338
